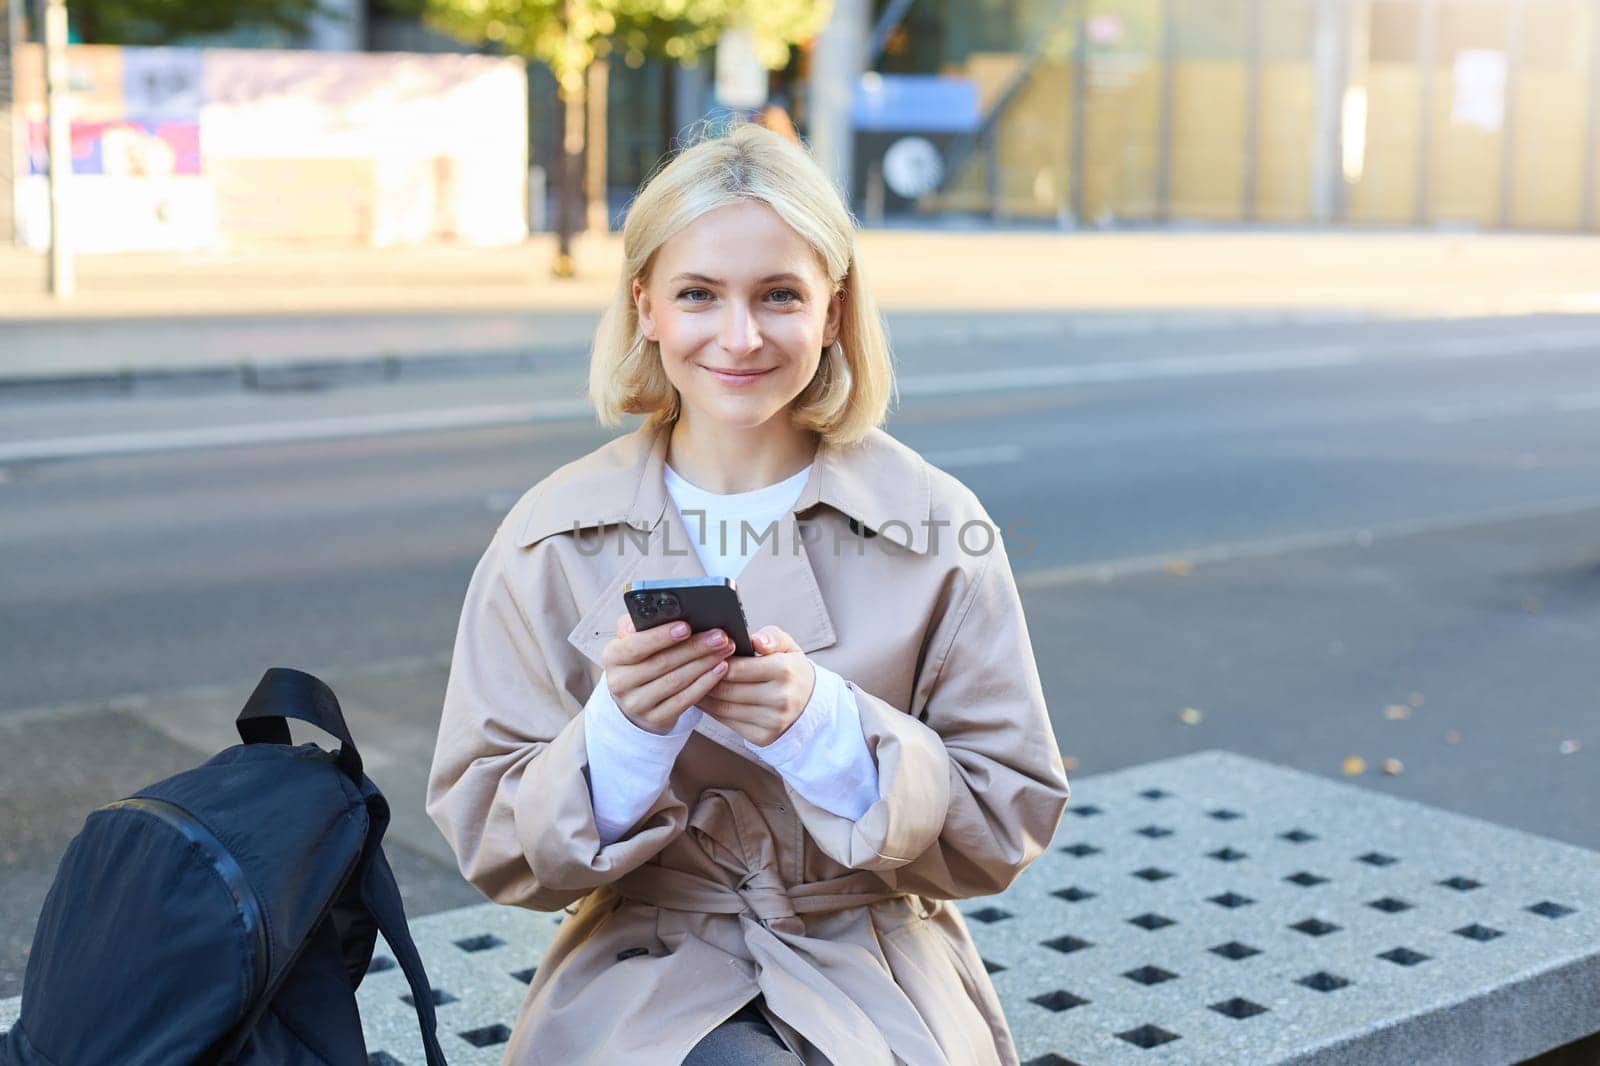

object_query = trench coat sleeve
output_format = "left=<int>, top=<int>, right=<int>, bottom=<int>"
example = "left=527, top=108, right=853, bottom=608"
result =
left=784, top=530, right=1071, bottom=898
left=425, top=524, right=692, bottom=912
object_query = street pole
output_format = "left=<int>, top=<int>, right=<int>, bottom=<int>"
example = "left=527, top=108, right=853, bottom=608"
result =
left=3, top=0, right=20, bottom=245
left=44, top=0, right=70, bottom=297
left=807, top=0, right=867, bottom=210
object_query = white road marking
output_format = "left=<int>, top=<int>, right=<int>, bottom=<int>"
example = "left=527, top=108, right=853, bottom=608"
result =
left=1015, top=495, right=1600, bottom=589
left=0, top=396, right=595, bottom=463
left=2, top=328, right=1597, bottom=463
left=922, top=444, right=1026, bottom=468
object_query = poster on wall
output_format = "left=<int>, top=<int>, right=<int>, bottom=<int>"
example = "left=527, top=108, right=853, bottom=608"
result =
left=14, top=45, right=527, bottom=251
left=1452, top=49, right=1506, bottom=130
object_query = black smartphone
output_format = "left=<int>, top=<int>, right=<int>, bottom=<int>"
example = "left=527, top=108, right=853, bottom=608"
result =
left=624, top=577, right=757, bottom=657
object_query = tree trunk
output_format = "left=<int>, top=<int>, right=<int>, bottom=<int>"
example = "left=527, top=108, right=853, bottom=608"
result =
left=554, top=76, right=583, bottom=278
left=585, top=56, right=608, bottom=235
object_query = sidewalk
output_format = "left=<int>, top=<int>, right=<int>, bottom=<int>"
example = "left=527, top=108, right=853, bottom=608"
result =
left=3, top=230, right=1600, bottom=386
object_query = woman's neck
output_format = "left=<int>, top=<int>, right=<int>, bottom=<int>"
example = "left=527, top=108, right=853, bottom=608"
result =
left=666, top=417, right=819, bottom=494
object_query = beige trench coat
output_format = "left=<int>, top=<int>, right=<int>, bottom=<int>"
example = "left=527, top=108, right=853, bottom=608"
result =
left=426, top=420, right=1071, bottom=1066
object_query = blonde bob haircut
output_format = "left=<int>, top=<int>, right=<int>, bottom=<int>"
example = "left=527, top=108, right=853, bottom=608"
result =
left=587, top=120, right=896, bottom=447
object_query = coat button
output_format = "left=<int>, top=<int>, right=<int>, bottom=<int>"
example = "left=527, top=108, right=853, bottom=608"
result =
left=616, top=947, right=650, bottom=961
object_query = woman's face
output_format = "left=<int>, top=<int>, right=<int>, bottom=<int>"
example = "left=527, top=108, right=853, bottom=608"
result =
left=633, top=200, right=843, bottom=432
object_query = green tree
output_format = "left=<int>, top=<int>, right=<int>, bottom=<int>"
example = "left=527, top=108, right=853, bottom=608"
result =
left=418, top=0, right=831, bottom=276
left=66, top=0, right=330, bottom=45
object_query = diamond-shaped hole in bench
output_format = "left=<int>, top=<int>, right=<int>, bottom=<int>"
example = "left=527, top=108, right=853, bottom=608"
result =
left=1208, top=891, right=1254, bottom=909
left=1138, top=788, right=1173, bottom=800
left=1209, top=847, right=1247, bottom=862
left=1438, top=876, right=1482, bottom=892
left=1210, top=997, right=1268, bottom=1019
left=1068, top=805, right=1103, bottom=817
left=1043, top=935, right=1093, bottom=955
left=1290, top=918, right=1341, bottom=937
left=1208, top=808, right=1244, bottom=821
left=1368, top=897, right=1413, bottom=913
left=1358, top=852, right=1398, bottom=867
left=1060, top=843, right=1101, bottom=858
left=1454, top=923, right=1503, bottom=942
left=1122, top=965, right=1178, bottom=986
left=1285, top=871, right=1329, bottom=887
left=1379, top=947, right=1430, bottom=966
left=454, top=934, right=506, bottom=953
left=965, top=906, right=1012, bottom=924
left=1135, top=825, right=1174, bottom=838
left=367, top=956, right=396, bottom=973
left=1280, top=828, right=1318, bottom=843
left=1527, top=901, right=1576, bottom=919
left=1297, top=971, right=1351, bottom=992
left=1117, top=1024, right=1179, bottom=1048
left=1133, top=867, right=1175, bottom=882
left=400, top=988, right=456, bottom=1008
left=983, top=958, right=1006, bottom=974
left=1128, top=913, right=1176, bottom=931
left=1030, top=990, right=1090, bottom=1012
left=1021, top=1055, right=1087, bottom=1066
left=511, top=966, right=538, bottom=984
left=459, top=1024, right=511, bottom=1048
left=1210, top=941, right=1261, bottom=960
left=368, top=1053, right=405, bottom=1066
left=1053, top=886, right=1096, bottom=903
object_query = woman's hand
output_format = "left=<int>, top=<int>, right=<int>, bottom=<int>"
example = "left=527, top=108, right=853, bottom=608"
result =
left=701, top=625, right=818, bottom=747
left=601, top=613, right=737, bottom=735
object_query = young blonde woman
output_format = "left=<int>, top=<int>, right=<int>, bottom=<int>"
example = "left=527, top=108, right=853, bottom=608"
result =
left=426, top=122, right=1071, bottom=1065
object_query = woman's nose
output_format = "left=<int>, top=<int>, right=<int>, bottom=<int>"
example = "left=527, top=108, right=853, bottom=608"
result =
left=719, top=301, right=762, bottom=355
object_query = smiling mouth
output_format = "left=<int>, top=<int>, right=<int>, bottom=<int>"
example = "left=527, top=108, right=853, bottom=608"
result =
left=703, top=367, right=773, bottom=377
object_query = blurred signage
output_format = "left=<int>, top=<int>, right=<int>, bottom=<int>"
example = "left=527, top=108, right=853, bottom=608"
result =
left=852, top=74, right=980, bottom=133
left=13, top=45, right=528, bottom=251
left=882, top=136, right=943, bottom=198
left=715, top=25, right=768, bottom=109
left=1452, top=49, right=1505, bottom=130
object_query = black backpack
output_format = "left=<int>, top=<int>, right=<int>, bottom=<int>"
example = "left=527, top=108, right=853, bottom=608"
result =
left=0, top=668, right=449, bottom=1066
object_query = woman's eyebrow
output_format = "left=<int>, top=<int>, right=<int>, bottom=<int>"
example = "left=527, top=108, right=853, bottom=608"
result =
left=669, top=272, right=807, bottom=286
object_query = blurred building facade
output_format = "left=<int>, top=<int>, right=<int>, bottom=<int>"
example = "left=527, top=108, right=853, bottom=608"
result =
left=847, top=0, right=1600, bottom=231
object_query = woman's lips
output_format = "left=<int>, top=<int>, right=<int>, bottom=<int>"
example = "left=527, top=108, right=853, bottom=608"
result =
left=703, top=366, right=774, bottom=387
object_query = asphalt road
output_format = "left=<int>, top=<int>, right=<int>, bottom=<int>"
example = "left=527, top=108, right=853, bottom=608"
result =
left=1, top=311, right=1597, bottom=1000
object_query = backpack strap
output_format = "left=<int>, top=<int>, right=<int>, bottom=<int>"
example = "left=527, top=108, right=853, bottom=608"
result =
left=236, top=667, right=363, bottom=783
left=363, top=848, right=450, bottom=1066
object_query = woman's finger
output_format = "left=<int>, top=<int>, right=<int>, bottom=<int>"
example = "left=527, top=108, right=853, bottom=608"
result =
left=751, top=625, right=801, bottom=654
left=619, top=647, right=730, bottom=716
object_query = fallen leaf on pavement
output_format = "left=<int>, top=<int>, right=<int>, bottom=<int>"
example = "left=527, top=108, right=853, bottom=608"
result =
left=1179, top=707, right=1203, bottom=725
left=1342, top=755, right=1367, bottom=776
left=1384, top=704, right=1411, bottom=720
left=1164, top=560, right=1193, bottom=577
left=1559, top=740, right=1581, bottom=755
left=1380, top=758, right=1404, bottom=775
left=1444, top=730, right=1462, bottom=745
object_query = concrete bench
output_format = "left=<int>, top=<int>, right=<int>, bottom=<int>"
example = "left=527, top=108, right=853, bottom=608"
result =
left=4, top=750, right=1597, bottom=1064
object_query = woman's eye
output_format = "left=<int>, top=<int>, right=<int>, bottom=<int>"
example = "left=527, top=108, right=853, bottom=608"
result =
left=769, top=289, right=801, bottom=304
left=678, top=288, right=711, bottom=302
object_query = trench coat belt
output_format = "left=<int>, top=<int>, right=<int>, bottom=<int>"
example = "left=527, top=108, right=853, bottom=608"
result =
left=607, top=788, right=950, bottom=1066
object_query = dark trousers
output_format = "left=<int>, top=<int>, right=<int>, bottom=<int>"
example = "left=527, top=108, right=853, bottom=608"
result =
left=681, top=996, right=805, bottom=1065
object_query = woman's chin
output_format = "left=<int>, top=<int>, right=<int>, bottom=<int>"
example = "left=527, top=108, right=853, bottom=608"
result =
left=685, top=395, right=789, bottom=430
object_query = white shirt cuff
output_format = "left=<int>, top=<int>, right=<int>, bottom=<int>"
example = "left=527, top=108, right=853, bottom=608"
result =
left=743, top=663, right=880, bottom=822
left=583, top=670, right=700, bottom=844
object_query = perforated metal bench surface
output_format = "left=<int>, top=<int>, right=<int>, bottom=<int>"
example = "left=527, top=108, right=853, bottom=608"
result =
left=3, top=750, right=1597, bottom=1064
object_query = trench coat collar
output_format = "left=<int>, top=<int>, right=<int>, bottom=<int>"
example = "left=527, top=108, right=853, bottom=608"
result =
left=513, top=419, right=932, bottom=673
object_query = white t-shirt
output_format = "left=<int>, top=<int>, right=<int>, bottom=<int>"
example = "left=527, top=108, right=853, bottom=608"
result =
left=583, top=462, right=881, bottom=846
